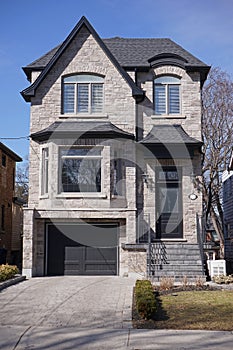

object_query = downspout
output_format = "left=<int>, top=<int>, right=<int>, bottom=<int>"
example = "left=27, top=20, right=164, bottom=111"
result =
left=135, top=68, right=139, bottom=142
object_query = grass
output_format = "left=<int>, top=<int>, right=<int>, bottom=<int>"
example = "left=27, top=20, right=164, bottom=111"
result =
left=133, top=290, right=233, bottom=330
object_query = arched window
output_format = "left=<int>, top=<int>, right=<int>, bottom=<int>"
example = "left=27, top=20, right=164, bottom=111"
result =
left=154, top=76, right=180, bottom=115
left=63, top=74, right=104, bottom=114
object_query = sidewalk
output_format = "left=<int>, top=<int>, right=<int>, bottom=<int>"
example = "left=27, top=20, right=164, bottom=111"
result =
left=0, top=325, right=233, bottom=350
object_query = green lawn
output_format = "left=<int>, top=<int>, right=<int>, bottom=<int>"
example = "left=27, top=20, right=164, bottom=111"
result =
left=133, top=290, right=233, bottom=330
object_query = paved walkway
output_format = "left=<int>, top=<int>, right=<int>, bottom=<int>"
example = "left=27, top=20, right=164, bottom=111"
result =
left=0, top=277, right=233, bottom=349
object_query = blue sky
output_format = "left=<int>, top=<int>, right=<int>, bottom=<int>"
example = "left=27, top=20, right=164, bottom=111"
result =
left=1, top=0, right=233, bottom=160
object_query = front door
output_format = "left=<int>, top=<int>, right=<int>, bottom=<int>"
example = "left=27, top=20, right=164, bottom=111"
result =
left=156, top=167, right=183, bottom=239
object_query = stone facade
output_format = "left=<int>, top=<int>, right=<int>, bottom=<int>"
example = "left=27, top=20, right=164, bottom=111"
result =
left=22, top=17, right=209, bottom=280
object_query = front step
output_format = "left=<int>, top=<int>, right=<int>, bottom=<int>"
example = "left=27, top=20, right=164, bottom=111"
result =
left=148, top=243, right=206, bottom=283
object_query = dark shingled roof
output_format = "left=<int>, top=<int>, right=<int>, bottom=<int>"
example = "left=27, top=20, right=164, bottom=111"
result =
left=31, top=121, right=135, bottom=142
left=21, top=16, right=144, bottom=102
left=22, top=16, right=210, bottom=101
left=24, top=38, right=208, bottom=73
left=140, top=125, right=202, bottom=146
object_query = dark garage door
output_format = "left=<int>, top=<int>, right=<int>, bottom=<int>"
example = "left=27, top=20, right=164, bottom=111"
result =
left=46, top=223, right=118, bottom=276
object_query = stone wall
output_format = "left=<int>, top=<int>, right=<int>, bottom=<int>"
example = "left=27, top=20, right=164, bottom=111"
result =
left=23, top=24, right=204, bottom=277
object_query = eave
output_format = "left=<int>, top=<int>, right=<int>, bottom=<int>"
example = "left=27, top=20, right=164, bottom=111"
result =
left=21, top=16, right=144, bottom=103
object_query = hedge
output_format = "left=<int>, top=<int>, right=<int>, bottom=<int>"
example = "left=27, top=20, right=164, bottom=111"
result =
left=0, top=264, right=19, bottom=282
left=135, top=280, right=156, bottom=319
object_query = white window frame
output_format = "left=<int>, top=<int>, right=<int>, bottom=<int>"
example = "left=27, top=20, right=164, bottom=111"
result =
left=62, top=74, right=104, bottom=115
left=58, top=146, right=104, bottom=195
left=154, top=76, right=181, bottom=115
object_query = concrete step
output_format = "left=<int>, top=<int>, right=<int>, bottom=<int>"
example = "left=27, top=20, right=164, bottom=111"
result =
left=148, top=242, right=205, bottom=282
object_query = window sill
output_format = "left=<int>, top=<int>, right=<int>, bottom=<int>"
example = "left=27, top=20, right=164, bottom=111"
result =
left=151, top=115, right=186, bottom=119
left=56, top=193, right=107, bottom=199
left=39, top=194, right=49, bottom=199
left=153, top=238, right=187, bottom=242
left=59, top=114, right=109, bottom=119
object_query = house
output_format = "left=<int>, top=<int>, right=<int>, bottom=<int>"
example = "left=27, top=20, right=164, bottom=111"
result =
left=0, top=142, right=22, bottom=265
left=21, top=16, right=210, bottom=280
left=222, top=150, right=233, bottom=274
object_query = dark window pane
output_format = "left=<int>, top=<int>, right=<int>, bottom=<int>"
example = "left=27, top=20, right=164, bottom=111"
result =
left=91, top=84, right=103, bottom=113
left=155, top=85, right=166, bottom=114
left=61, top=148, right=101, bottom=157
left=63, top=84, right=75, bottom=113
left=168, top=85, right=180, bottom=114
left=2, top=154, right=6, bottom=167
left=77, top=84, right=89, bottom=113
left=61, top=158, right=101, bottom=192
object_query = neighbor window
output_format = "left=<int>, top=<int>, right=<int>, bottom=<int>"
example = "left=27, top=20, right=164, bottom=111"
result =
left=63, top=74, right=104, bottom=114
left=41, top=148, right=49, bottom=195
left=2, top=154, right=6, bottom=167
left=154, top=76, right=180, bottom=115
left=1, top=205, right=5, bottom=231
left=59, top=147, right=102, bottom=193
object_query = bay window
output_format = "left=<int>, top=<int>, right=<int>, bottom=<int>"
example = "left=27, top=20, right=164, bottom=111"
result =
left=59, top=147, right=102, bottom=193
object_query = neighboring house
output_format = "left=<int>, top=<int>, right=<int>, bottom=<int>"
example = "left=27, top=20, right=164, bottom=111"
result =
left=222, top=151, right=233, bottom=274
left=21, top=16, right=210, bottom=280
left=0, top=142, right=22, bottom=265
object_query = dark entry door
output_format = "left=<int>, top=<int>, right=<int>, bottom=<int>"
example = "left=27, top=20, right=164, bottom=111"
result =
left=46, top=223, right=118, bottom=276
left=156, top=168, right=183, bottom=239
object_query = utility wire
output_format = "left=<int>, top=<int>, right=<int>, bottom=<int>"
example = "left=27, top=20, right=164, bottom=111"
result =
left=0, top=136, right=30, bottom=140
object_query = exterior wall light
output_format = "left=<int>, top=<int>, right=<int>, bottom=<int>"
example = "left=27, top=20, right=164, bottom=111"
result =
left=189, top=193, right=198, bottom=200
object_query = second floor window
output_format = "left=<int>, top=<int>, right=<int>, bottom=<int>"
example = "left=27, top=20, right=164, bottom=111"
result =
left=63, top=74, right=104, bottom=114
left=154, top=76, right=180, bottom=115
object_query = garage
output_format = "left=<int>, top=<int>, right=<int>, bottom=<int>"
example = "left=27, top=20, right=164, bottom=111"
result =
left=46, top=223, right=118, bottom=276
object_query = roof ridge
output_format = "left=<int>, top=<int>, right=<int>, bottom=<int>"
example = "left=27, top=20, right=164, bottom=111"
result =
left=103, top=37, right=171, bottom=40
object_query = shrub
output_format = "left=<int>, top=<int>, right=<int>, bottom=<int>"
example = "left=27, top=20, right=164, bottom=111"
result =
left=182, top=275, right=190, bottom=289
left=159, top=276, right=174, bottom=291
left=212, top=274, right=233, bottom=284
left=0, top=264, right=19, bottom=282
left=195, top=276, right=205, bottom=288
left=135, top=280, right=156, bottom=319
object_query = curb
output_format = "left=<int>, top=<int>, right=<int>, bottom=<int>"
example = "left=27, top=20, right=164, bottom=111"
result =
left=0, top=275, right=26, bottom=291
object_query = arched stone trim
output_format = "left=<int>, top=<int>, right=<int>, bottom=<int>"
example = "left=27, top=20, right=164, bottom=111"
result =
left=63, top=66, right=107, bottom=77
left=153, top=66, right=185, bottom=79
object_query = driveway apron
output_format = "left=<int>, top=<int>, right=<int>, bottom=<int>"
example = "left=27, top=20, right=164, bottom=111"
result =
left=0, top=276, right=135, bottom=329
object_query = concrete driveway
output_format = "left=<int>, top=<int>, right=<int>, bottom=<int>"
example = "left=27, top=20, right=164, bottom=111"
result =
left=0, top=276, right=135, bottom=329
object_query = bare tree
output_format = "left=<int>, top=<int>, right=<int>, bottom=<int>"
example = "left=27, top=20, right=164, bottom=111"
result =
left=15, top=160, right=29, bottom=203
left=202, top=67, right=233, bottom=256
